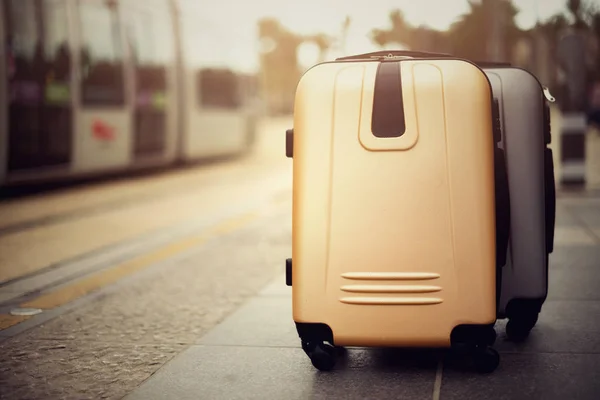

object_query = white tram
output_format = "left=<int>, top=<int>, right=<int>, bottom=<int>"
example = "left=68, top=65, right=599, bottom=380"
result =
left=0, top=0, right=259, bottom=187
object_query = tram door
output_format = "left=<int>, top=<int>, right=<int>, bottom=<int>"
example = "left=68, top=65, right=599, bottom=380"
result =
left=73, top=0, right=130, bottom=172
left=3, top=0, right=73, bottom=173
left=123, top=0, right=177, bottom=162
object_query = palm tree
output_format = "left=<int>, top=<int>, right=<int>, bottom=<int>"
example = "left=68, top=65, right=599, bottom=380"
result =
left=448, top=0, right=521, bottom=61
left=588, top=10, right=600, bottom=80
left=340, top=16, right=351, bottom=54
left=303, top=33, right=334, bottom=63
left=370, top=10, right=411, bottom=48
left=257, top=19, right=304, bottom=114
left=370, top=1, right=522, bottom=60
left=567, top=0, right=586, bottom=29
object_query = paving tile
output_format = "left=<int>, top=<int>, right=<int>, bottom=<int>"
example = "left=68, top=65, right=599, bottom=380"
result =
left=553, top=227, right=596, bottom=246
left=550, top=245, right=600, bottom=270
left=125, top=345, right=438, bottom=400
left=199, top=295, right=299, bottom=348
left=554, top=206, right=580, bottom=227
left=566, top=203, right=600, bottom=228
left=441, top=353, right=600, bottom=400
left=546, top=244, right=600, bottom=300
left=590, top=228, right=600, bottom=242
left=259, top=273, right=291, bottom=297
left=548, top=265, right=600, bottom=300
left=495, top=300, right=600, bottom=354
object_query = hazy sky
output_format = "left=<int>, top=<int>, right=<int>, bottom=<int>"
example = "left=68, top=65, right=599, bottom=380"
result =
left=268, top=0, right=570, bottom=33
left=10, top=0, right=587, bottom=76
left=179, top=0, right=584, bottom=72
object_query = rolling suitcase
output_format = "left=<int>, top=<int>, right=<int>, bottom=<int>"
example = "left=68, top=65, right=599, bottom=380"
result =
left=481, top=64, right=557, bottom=340
left=285, top=51, right=510, bottom=373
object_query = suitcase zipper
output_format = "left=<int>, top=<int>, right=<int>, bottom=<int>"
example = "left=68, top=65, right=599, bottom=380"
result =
left=370, top=54, right=412, bottom=60
left=543, top=86, right=556, bottom=103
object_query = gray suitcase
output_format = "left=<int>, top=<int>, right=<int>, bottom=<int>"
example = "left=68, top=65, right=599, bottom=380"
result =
left=483, top=64, right=557, bottom=340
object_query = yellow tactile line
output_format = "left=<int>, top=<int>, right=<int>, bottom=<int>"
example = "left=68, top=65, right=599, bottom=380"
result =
left=0, top=211, right=261, bottom=331
left=0, top=314, right=30, bottom=330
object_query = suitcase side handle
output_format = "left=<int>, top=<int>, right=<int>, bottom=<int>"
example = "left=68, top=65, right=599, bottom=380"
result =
left=492, top=99, right=502, bottom=143
left=335, top=50, right=454, bottom=61
left=544, top=148, right=556, bottom=254
left=286, top=129, right=293, bottom=158
left=494, top=147, right=511, bottom=269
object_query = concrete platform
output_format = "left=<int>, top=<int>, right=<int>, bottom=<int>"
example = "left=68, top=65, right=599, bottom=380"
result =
left=125, top=196, right=600, bottom=400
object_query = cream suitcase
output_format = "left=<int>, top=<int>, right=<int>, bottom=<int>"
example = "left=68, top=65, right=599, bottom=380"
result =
left=285, top=51, right=510, bottom=373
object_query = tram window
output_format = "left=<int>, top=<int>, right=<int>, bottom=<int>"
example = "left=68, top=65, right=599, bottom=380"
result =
left=198, top=68, right=242, bottom=110
left=42, top=0, right=70, bottom=82
left=125, top=1, right=173, bottom=67
left=125, top=0, right=173, bottom=91
left=77, top=0, right=125, bottom=106
left=129, top=12, right=158, bottom=66
left=5, top=0, right=42, bottom=81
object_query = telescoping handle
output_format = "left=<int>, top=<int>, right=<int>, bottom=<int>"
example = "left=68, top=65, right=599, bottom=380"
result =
left=336, top=50, right=454, bottom=61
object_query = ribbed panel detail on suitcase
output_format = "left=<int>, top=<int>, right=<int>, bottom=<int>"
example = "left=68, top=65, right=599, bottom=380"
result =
left=340, top=272, right=440, bottom=280
left=339, top=272, right=443, bottom=305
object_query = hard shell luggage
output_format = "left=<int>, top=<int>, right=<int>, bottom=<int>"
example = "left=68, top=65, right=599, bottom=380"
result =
left=285, top=51, right=511, bottom=373
left=482, top=64, right=557, bottom=340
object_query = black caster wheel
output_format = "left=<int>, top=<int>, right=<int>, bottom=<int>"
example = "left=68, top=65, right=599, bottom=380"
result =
left=334, top=346, right=347, bottom=356
left=473, top=347, right=500, bottom=374
left=529, top=313, right=539, bottom=327
left=481, top=325, right=497, bottom=346
left=307, top=342, right=336, bottom=371
left=506, top=314, right=537, bottom=342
